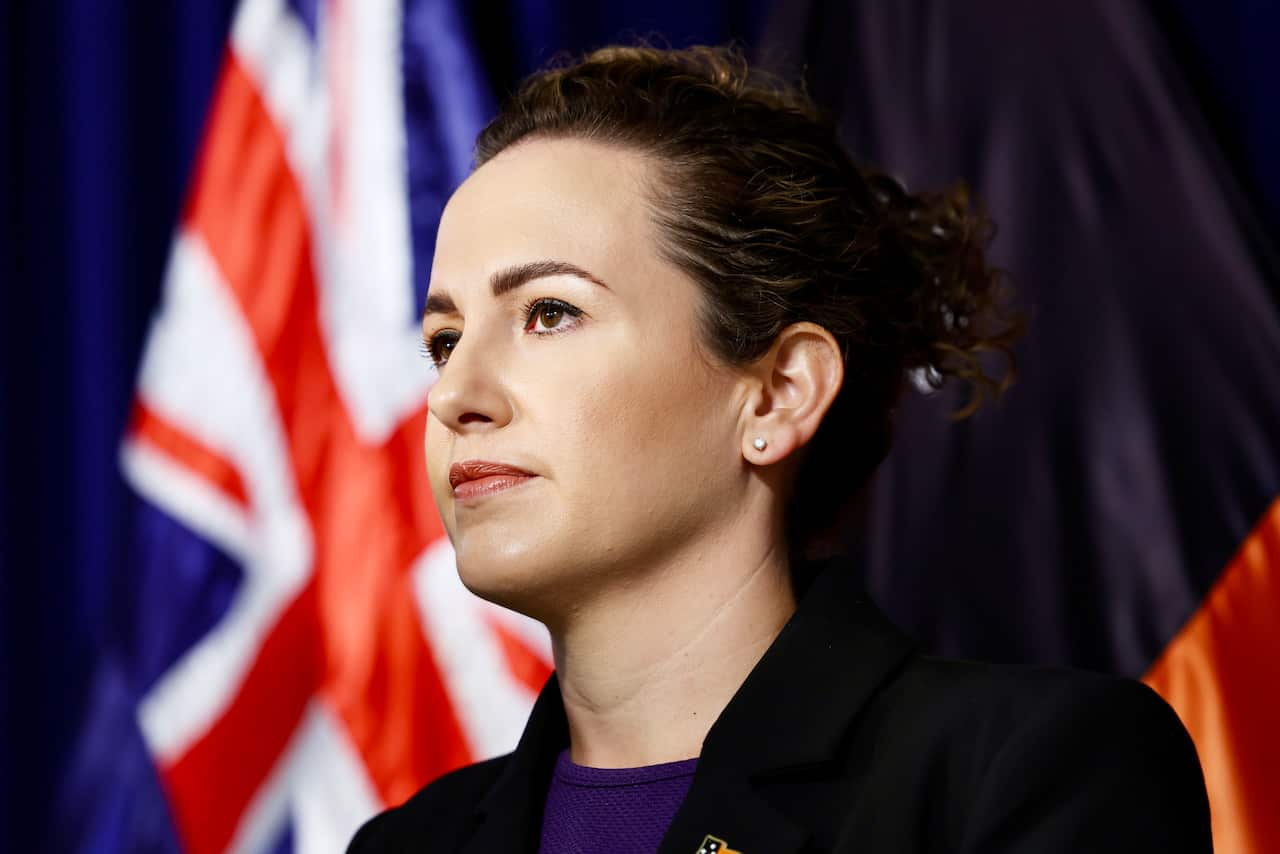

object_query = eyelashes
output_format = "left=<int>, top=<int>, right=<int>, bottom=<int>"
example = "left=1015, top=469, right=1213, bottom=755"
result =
left=420, top=328, right=460, bottom=369
left=417, top=337, right=441, bottom=363
left=521, top=296, right=582, bottom=334
left=420, top=296, right=586, bottom=369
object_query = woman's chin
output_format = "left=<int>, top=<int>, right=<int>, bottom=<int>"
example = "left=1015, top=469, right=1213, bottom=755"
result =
left=454, top=549, right=567, bottom=621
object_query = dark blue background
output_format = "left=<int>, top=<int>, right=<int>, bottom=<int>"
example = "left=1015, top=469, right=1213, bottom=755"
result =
left=1, top=0, right=1276, bottom=847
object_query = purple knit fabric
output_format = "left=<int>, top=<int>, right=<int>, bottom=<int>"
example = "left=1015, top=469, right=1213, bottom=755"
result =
left=538, top=749, right=698, bottom=854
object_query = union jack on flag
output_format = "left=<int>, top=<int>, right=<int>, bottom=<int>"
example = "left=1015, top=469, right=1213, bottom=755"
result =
left=64, top=1, right=552, bottom=851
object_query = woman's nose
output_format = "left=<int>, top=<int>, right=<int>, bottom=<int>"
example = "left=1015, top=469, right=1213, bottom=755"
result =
left=426, top=336, right=513, bottom=432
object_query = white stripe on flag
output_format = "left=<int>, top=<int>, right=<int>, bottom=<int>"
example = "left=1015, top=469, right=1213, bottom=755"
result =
left=133, top=231, right=313, bottom=763
left=120, top=439, right=251, bottom=563
left=234, top=0, right=431, bottom=446
left=412, top=539, right=547, bottom=759
left=288, top=699, right=384, bottom=852
left=317, top=0, right=431, bottom=444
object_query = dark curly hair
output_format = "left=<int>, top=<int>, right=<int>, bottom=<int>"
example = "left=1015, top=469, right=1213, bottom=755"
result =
left=474, top=45, right=1024, bottom=555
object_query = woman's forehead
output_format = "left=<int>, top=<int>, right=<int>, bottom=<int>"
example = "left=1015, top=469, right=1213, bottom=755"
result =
left=432, top=138, right=659, bottom=288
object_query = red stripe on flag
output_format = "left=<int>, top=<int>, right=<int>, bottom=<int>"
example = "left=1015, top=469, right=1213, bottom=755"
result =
left=487, top=615, right=554, bottom=697
left=160, top=590, right=319, bottom=854
left=130, top=401, right=251, bottom=510
left=158, top=48, right=469, bottom=849
left=318, top=410, right=465, bottom=806
left=1144, top=496, right=1280, bottom=854
left=333, top=563, right=472, bottom=806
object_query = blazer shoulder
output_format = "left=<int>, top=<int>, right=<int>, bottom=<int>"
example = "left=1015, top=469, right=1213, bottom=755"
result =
left=346, top=755, right=510, bottom=853
left=902, top=656, right=1206, bottom=788
left=893, top=658, right=1210, bottom=852
left=896, top=654, right=1193, bottom=743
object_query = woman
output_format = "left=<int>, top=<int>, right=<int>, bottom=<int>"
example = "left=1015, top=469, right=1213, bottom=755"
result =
left=351, top=46, right=1210, bottom=853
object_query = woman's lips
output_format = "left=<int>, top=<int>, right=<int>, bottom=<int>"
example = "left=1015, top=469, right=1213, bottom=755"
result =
left=449, top=461, right=537, bottom=502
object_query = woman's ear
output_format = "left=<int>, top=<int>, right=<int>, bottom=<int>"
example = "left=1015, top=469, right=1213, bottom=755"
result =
left=740, top=322, right=844, bottom=464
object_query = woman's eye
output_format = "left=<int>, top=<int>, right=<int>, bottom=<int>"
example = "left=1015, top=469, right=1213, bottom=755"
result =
left=421, top=330, right=460, bottom=367
left=532, top=304, right=564, bottom=331
left=523, top=298, right=582, bottom=334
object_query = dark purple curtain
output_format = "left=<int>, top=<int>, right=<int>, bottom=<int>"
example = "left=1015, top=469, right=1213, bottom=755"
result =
left=762, top=0, right=1280, bottom=672
left=2, top=3, right=240, bottom=847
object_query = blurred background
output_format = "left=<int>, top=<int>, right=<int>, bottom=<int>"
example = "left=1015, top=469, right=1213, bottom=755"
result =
left=2, top=0, right=1278, bottom=851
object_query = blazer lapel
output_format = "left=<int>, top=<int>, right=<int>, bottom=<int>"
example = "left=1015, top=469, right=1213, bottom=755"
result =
left=706, top=558, right=916, bottom=774
left=460, top=674, right=568, bottom=853
left=659, top=557, right=916, bottom=854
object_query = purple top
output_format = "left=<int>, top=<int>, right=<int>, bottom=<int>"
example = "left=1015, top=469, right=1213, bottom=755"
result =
left=538, top=749, right=699, bottom=854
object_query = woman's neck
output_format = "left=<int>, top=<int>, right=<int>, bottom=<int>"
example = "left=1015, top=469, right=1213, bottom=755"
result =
left=550, top=535, right=796, bottom=769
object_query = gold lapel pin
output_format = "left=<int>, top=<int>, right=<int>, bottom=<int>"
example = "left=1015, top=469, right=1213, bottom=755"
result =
left=696, top=835, right=742, bottom=854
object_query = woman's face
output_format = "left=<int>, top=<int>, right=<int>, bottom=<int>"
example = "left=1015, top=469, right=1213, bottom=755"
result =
left=423, top=138, right=753, bottom=622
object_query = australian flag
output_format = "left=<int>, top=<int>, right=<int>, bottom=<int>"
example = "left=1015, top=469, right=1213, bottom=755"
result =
left=59, top=1, right=552, bottom=851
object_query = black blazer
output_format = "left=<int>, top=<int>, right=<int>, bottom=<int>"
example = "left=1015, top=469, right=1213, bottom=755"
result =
left=349, top=557, right=1212, bottom=853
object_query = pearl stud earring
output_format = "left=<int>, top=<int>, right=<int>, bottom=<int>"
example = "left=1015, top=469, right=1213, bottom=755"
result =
left=752, top=437, right=768, bottom=451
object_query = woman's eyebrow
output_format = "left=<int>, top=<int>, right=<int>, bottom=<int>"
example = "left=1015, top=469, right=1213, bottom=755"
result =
left=422, top=292, right=457, bottom=318
left=490, top=259, right=610, bottom=297
left=422, top=259, right=610, bottom=320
